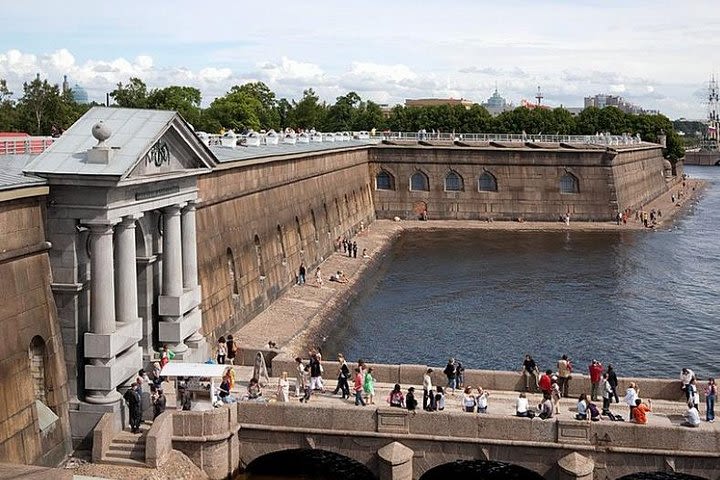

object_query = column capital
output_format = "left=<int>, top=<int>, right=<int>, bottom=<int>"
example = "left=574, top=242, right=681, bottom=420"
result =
left=119, top=213, right=143, bottom=228
left=82, top=218, right=120, bottom=235
left=162, top=204, right=185, bottom=216
left=182, top=200, right=198, bottom=213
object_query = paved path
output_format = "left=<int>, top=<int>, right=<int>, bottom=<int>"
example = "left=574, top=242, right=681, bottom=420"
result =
left=230, top=179, right=707, bottom=355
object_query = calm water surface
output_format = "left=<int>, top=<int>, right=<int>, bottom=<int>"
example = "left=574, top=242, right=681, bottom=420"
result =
left=324, top=166, right=720, bottom=379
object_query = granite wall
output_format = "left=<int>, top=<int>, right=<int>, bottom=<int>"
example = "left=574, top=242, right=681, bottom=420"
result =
left=0, top=194, right=71, bottom=466
left=196, top=147, right=376, bottom=340
left=370, top=144, right=670, bottom=221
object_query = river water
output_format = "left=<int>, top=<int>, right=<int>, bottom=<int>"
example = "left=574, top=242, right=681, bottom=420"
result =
left=324, top=166, right=720, bottom=379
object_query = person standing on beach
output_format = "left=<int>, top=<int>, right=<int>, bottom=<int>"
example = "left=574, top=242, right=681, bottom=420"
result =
left=298, top=262, right=306, bottom=285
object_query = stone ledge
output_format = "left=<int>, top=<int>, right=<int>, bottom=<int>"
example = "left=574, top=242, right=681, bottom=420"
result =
left=84, top=320, right=142, bottom=359
left=159, top=287, right=201, bottom=317
left=84, top=345, right=142, bottom=391
left=158, top=309, right=202, bottom=344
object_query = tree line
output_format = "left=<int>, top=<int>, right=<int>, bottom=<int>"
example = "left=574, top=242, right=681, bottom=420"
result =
left=0, top=76, right=683, bottom=161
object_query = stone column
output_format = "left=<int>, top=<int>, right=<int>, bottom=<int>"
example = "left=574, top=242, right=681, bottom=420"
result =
left=88, top=221, right=117, bottom=335
left=162, top=205, right=184, bottom=298
left=377, top=442, right=413, bottom=480
left=181, top=200, right=198, bottom=290
left=115, top=214, right=142, bottom=324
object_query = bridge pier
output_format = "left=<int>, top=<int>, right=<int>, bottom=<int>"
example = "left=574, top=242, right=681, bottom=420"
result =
left=378, top=442, right=414, bottom=480
left=558, top=452, right=594, bottom=480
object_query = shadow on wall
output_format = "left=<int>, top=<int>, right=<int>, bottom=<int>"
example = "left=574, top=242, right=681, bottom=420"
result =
left=419, top=460, right=544, bottom=480
left=243, top=448, right=375, bottom=480
left=617, top=473, right=709, bottom=480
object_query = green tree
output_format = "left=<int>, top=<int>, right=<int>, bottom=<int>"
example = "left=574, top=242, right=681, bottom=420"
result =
left=16, top=76, right=70, bottom=135
left=0, top=79, right=16, bottom=131
left=597, top=106, right=628, bottom=134
left=234, top=82, right=279, bottom=129
left=325, top=92, right=361, bottom=131
left=351, top=100, right=385, bottom=131
left=288, top=89, right=326, bottom=130
left=110, top=77, right=149, bottom=108
left=147, top=85, right=202, bottom=127
left=203, top=88, right=262, bottom=132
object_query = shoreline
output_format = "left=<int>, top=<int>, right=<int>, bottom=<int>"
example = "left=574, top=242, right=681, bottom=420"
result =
left=232, top=178, right=709, bottom=357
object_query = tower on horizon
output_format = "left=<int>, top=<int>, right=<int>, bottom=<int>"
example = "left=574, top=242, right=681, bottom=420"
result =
left=535, top=85, right=544, bottom=106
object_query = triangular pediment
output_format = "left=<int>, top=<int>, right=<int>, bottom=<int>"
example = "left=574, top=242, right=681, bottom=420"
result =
left=125, top=119, right=215, bottom=181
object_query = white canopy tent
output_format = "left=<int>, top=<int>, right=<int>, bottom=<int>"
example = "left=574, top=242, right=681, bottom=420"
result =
left=160, top=362, right=229, bottom=408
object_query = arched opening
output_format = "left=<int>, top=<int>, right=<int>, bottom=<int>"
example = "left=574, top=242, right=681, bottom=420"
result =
left=478, top=171, right=498, bottom=192
left=323, top=202, right=331, bottom=233
left=253, top=235, right=265, bottom=278
left=444, top=171, right=464, bottom=191
left=310, top=209, right=319, bottom=241
left=276, top=225, right=287, bottom=260
left=335, top=198, right=342, bottom=225
left=376, top=170, right=395, bottom=190
left=295, top=216, right=303, bottom=252
left=245, top=449, right=375, bottom=480
left=560, top=172, right=579, bottom=194
left=410, top=171, right=430, bottom=191
left=617, top=473, right=708, bottom=480
left=29, top=336, right=48, bottom=404
left=227, top=248, right=239, bottom=296
left=420, top=460, right=544, bottom=480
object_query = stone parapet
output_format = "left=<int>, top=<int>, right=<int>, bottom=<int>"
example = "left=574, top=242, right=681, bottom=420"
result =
left=146, top=410, right=173, bottom=468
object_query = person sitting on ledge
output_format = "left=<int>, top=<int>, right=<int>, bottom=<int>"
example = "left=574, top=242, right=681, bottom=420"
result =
left=245, top=377, right=262, bottom=400
left=538, top=393, right=554, bottom=420
left=218, top=374, right=237, bottom=404
left=684, top=400, right=701, bottom=427
left=406, top=387, right=418, bottom=412
left=576, top=393, right=589, bottom=420
left=516, top=392, right=534, bottom=418
left=387, top=384, right=405, bottom=408
left=632, top=398, right=652, bottom=424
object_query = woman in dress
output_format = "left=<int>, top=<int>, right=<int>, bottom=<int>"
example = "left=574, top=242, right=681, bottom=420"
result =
left=277, top=371, right=290, bottom=402
left=364, top=367, right=376, bottom=405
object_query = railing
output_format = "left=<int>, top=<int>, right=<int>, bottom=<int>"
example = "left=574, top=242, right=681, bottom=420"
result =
left=197, top=130, right=649, bottom=148
left=0, top=136, right=56, bottom=155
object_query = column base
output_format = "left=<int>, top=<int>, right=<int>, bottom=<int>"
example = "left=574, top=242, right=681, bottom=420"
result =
left=85, top=389, right=122, bottom=405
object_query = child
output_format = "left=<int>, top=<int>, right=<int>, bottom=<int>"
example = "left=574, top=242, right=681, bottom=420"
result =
left=364, top=367, right=376, bottom=405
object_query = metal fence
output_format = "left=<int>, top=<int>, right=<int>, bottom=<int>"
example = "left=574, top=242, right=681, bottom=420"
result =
left=0, top=137, right=56, bottom=155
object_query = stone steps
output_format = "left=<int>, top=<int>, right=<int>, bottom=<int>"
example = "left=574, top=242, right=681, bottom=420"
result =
left=99, top=426, right=149, bottom=468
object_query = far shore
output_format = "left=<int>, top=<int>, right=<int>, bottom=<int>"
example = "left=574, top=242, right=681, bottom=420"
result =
left=231, top=177, right=708, bottom=357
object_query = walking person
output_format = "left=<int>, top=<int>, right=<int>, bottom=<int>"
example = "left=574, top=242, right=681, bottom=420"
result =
left=705, top=378, right=717, bottom=422
left=309, top=350, right=324, bottom=392
left=353, top=368, right=366, bottom=406
left=333, top=354, right=350, bottom=399
left=226, top=335, right=238, bottom=365
left=294, top=357, right=305, bottom=397
left=298, top=262, right=306, bottom=285
left=299, top=365, right=312, bottom=403
left=277, top=372, right=290, bottom=402
left=315, top=267, right=323, bottom=288
left=363, top=367, right=376, bottom=405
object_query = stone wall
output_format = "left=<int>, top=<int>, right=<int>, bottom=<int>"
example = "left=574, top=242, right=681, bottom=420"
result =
left=370, top=144, right=669, bottom=221
left=196, top=148, right=376, bottom=339
left=0, top=195, right=71, bottom=466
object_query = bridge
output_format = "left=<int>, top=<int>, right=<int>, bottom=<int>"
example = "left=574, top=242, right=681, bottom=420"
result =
left=92, top=357, right=720, bottom=480
left=685, top=151, right=720, bottom=166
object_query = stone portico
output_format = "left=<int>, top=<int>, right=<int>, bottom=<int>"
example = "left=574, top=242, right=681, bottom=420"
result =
left=23, top=107, right=214, bottom=443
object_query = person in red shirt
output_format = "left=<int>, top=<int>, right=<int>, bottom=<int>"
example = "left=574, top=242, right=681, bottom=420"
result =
left=539, top=369, right=553, bottom=396
left=353, top=368, right=366, bottom=406
left=632, top=398, right=652, bottom=424
left=588, top=360, right=604, bottom=401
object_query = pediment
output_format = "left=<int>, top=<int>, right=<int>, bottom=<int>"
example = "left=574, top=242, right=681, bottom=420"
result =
left=124, top=120, right=214, bottom=182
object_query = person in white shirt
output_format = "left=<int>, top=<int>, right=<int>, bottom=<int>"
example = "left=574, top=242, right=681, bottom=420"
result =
left=476, top=387, right=489, bottom=414
left=624, top=382, right=639, bottom=419
left=680, top=368, right=695, bottom=402
left=684, top=400, right=701, bottom=427
left=423, top=368, right=434, bottom=411
left=576, top=394, right=589, bottom=420
left=516, top=392, right=531, bottom=417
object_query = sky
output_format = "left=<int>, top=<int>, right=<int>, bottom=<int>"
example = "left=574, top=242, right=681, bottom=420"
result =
left=0, top=0, right=718, bottom=120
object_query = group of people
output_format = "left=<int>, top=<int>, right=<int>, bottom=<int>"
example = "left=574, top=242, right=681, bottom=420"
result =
left=123, top=367, right=168, bottom=433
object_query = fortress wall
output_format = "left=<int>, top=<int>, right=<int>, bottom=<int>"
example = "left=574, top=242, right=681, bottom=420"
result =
left=611, top=147, right=672, bottom=211
left=196, top=148, right=375, bottom=340
left=370, top=145, right=668, bottom=221
left=0, top=194, right=71, bottom=466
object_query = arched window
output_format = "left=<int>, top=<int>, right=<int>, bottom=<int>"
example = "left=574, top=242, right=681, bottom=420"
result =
left=410, top=171, right=430, bottom=191
left=478, top=172, right=498, bottom=192
left=254, top=235, right=266, bottom=277
left=375, top=170, right=395, bottom=190
left=560, top=173, right=579, bottom=194
left=227, top=248, right=239, bottom=295
left=29, top=336, right=47, bottom=404
left=276, top=225, right=286, bottom=260
left=444, top=171, right=464, bottom=191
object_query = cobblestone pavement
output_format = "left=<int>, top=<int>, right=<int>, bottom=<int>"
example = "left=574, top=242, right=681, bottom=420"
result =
left=67, top=450, right=208, bottom=479
left=231, top=179, right=706, bottom=355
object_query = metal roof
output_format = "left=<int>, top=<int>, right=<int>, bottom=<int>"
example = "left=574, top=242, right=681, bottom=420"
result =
left=23, top=107, right=176, bottom=177
left=209, top=139, right=375, bottom=163
left=0, top=155, right=47, bottom=191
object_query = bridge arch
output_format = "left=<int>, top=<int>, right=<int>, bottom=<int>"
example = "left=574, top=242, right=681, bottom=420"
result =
left=245, top=448, right=376, bottom=480
left=617, top=473, right=709, bottom=480
left=419, top=459, right=544, bottom=480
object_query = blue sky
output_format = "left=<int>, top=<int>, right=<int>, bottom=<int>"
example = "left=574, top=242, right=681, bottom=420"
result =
left=1, top=0, right=718, bottom=119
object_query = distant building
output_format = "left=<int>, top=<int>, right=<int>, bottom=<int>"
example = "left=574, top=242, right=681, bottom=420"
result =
left=481, top=88, right=514, bottom=116
left=520, top=99, right=551, bottom=111
left=61, top=74, right=89, bottom=104
left=584, top=94, right=657, bottom=115
left=405, top=98, right=474, bottom=109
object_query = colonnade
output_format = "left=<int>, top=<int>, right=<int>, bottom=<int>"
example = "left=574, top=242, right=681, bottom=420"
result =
left=84, top=200, right=200, bottom=404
